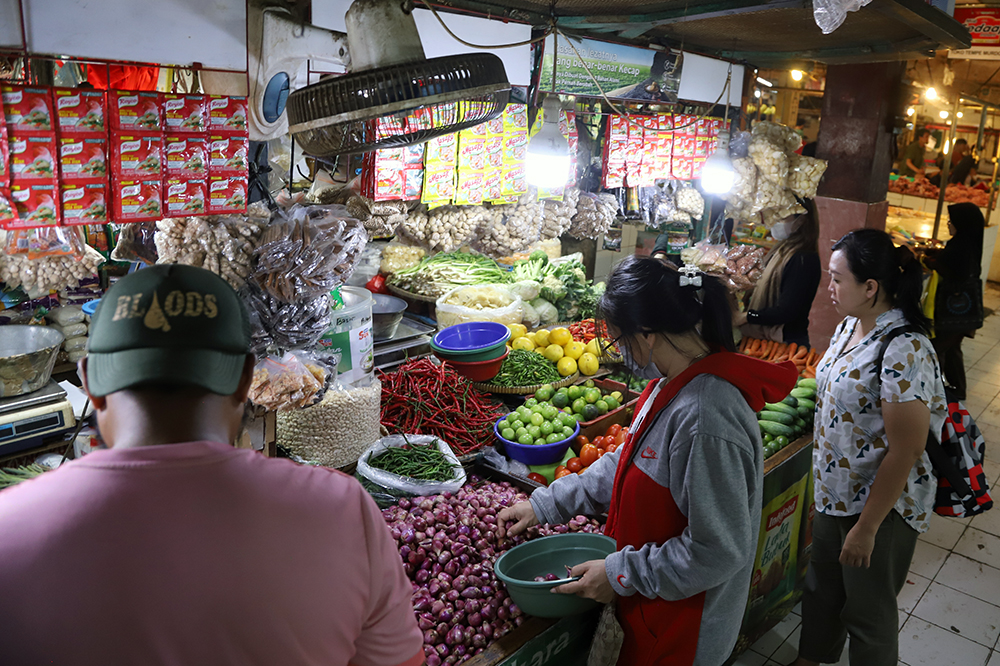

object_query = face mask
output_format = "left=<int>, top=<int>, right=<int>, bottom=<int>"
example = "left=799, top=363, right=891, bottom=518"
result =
left=770, top=215, right=804, bottom=242
left=621, top=338, right=664, bottom=380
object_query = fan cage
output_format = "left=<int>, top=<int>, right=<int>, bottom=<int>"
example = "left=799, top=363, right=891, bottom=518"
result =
left=287, top=53, right=511, bottom=157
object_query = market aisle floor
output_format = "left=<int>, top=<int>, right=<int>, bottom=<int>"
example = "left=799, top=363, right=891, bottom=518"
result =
left=736, top=282, right=1000, bottom=666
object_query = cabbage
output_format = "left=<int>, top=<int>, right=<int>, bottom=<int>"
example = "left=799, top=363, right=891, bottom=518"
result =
left=530, top=298, right=559, bottom=326
left=509, top=280, right=541, bottom=302
left=521, top=301, right=540, bottom=328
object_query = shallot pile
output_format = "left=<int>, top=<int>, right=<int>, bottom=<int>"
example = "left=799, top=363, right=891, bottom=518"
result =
left=381, top=477, right=604, bottom=665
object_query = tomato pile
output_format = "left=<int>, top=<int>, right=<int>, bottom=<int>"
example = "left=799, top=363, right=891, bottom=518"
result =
left=555, top=423, right=629, bottom=480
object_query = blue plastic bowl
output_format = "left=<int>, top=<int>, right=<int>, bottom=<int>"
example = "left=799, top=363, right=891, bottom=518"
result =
left=494, top=417, right=580, bottom=466
left=82, top=299, right=101, bottom=317
left=434, top=322, right=511, bottom=353
left=430, top=338, right=509, bottom=362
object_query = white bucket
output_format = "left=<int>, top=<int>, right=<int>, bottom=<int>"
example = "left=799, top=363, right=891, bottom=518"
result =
left=318, top=286, right=374, bottom=386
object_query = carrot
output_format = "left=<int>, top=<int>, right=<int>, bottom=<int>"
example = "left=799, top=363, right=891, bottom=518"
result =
left=793, top=346, right=808, bottom=360
left=739, top=337, right=749, bottom=353
left=774, top=354, right=789, bottom=363
left=786, top=343, right=798, bottom=359
left=769, top=342, right=786, bottom=361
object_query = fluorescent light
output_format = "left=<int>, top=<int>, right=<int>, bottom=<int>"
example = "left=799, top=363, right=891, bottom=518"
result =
left=939, top=110, right=949, bottom=119
left=926, top=87, right=938, bottom=100
left=790, top=70, right=804, bottom=82
left=756, top=76, right=772, bottom=87
left=943, top=139, right=950, bottom=154
left=526, top=95, right=571, bottom=189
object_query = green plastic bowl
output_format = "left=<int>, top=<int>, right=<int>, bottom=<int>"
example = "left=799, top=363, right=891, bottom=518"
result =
left=494, top=533, right=617, bottom=618
left=430, top=338, right=508, bottom=362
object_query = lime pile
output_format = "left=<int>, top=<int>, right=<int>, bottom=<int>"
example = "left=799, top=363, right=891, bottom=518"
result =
left=535, top=380, right=623, bottom=424
left=498, top=401, right=579, bottom=447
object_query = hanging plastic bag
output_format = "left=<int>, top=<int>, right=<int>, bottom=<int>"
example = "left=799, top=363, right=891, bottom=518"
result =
left=813, top=0, right=873, bottom=34
left=435, top=284, right=524, bottom=329
left=248, top=351, right=334, bottom=412
left=356, top=434, right=466, bottom=506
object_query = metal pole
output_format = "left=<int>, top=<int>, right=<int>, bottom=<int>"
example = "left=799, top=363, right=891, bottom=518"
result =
left=932, top=97, right=961, bottom=240
left=977, top=105, right=988, bottom=156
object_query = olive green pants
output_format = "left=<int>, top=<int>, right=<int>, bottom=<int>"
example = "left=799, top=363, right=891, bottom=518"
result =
left=798, top=510, right=919, bottom=665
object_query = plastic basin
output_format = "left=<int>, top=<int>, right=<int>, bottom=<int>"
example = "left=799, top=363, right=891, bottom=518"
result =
left=495, top=418, right=579, bottom=466
left=495, top=533, right=618, bottom=618
left=433, top=322, right=510, bottom=352
left=430, top=338, right=508, bottom=362
left=440, top=348, right=509, bottom=382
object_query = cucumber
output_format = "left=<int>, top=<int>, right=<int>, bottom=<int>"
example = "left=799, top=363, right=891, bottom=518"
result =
left=765, top=402, right=799, bottom=417
left=790, top=387, right=816, bottom=400
left=797, top=378, right=817, bottom=391
left=796, top=397, right=816, bottom=411
left=782, top=395, right=799, bottom=408
left=759, top=420, right=796, bottom=438
left=797, top=406, right=813, bottom=419
left=759, top=410, right=796, bottom=426
left=795, top=417, right=808, bottom=429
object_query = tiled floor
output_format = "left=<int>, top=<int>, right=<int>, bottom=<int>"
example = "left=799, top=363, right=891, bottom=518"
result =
left=735, top=283, right=1000, bottom=666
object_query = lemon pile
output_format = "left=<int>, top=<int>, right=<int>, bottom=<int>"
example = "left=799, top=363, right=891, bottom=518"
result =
left=506, top=324, right=601, bottom=377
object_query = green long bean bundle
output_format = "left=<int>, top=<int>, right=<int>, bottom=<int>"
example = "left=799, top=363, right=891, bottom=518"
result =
left=368, top=438, right=460, bottom=482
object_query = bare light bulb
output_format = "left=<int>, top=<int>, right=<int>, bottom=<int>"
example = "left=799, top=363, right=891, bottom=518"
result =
left=906, top=107, right=915, bottom=117
left=939, top=110, right=949, bottom=119
left=790, top=70, right=804, bottom=82
left=926, top=87, right=938, bottom=100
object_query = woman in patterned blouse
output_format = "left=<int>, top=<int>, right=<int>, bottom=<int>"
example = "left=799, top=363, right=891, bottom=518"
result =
left=793, top=230, right=947, bottom=666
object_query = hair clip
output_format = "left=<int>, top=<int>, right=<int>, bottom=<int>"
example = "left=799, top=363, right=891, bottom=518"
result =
left=679, top=264, right=703, bottom=289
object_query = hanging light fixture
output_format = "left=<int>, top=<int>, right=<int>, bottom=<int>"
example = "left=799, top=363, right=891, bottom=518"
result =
left=939, top=110, right=949, bottom=119
left=906, top=107, right=915, bottom=117
left=790, top=70, right=804, bottom=82
left=925, top=87, right=938, bottom=101
left=526, top=94, right=571, bottom=189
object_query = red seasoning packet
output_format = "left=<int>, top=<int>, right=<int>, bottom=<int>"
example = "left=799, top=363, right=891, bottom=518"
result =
left=1, top=85, right=54, bottom=133
left=164, top=136, right=208, bottom=178
left=9, top=134, right=58, bottom=182
left=0, top=121, right=9, bottom=188
left=61, top=182, right=108, bottom=225
left=0, top=188, right=14, bottom=227
left=111, top=134, right=162, bottom=179
left=163, top=94, right=207, bottom=133
left=207, top=96, right=248, bottom=135
left=209, top=135, right=248, bottom=175
left=207, top=176, right=246, bottom=214
left=59, top=137, right=108, bottom=181
left=52, top=87, right=106, bottom=135
left=164, top=177, right=207, bottom=217
left=109, top=90, right=162, bottom=132
left=9, top=182, right=60, bottom=227
left=113, top=179, right=162, bottom=222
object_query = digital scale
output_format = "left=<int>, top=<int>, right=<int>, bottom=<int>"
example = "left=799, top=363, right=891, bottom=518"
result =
left=0, top=382, right=76, bottom=458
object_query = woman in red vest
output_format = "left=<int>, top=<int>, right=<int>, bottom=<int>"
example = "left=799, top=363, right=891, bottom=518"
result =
left=499, top=256, right=798, bottom=665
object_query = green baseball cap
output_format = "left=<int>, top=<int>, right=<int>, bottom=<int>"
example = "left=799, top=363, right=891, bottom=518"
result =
left=86, top=264, right=250, bottom=397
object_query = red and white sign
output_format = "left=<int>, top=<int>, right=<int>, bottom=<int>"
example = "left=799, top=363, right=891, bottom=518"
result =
left=950, top=9, right=1000, bottom=59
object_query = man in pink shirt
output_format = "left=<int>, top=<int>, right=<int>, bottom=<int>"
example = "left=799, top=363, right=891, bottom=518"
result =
left=0, top=264, right=424, bottom=666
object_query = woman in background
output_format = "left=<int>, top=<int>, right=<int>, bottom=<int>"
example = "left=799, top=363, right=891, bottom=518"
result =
left=735, top=200, right=821, bottom=348
left=924, top=202, right=985, bottom=400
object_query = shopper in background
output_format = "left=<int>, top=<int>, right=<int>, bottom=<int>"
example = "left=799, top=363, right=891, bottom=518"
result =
left=0, top=265, right=423, bottom=666
left=924, top=202, right=986, bottom=400
left=793, top=230, right=946, bottom=666
left=898, top=128, right=931, bottom=178
left=930, top=138, right=977, bottom=187
left=498, top=255, right=797, bottom=666
left=734, top=199, right=822, bottom=348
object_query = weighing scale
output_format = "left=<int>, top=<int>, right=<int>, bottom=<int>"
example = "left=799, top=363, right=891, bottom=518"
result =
left=0, top=382, right=76, bottom=458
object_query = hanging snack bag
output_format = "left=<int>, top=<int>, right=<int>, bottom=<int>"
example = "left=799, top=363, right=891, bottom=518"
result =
left=209, top=135, right=249, bottom=175
left=162, top=94, right=207, bottom=133
left=0, top=188, right=15, bottom=227
left=52, top=88, right=106, bottom=134
left=113, top=179, right=162, bottom=222
left=0, top=121, right=9, bottom=188
left=109, top=90, right=162, bottom=132
left=9, top=182, right=60, bottom=227
left=9, top=134, right=58, bottom=182
left=61, top=182, right=108, bottom=225
left=164, top=177, right=207, bottom=217
left=207, top=95, right=248, bottom=135
left=59, top=136, right=108, bottom=181
left=111, top=133, right=162, bottom=180
left=207, top=175, right=247, bottom=214
left=1, top=85, right=54, bottom=133
left=163, top=135, right=208, bottom=178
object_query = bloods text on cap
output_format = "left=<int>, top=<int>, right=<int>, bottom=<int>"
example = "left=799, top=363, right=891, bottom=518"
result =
left=112, top=291, right=219, bottom=331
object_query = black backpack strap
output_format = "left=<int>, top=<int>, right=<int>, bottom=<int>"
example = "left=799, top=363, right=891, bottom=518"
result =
left=876, top=325, right=979, bottom=514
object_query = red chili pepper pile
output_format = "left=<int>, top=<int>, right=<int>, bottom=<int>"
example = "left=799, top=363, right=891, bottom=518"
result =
left=378, top=359, right=506, bottom=456
left=569, top=318, right=605, bottom=343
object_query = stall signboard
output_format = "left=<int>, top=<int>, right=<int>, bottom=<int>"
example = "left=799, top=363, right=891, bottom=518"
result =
left=731, top=440, right=814, bottom=660
left=949, top=9, right=1000, bottom=59
left=538, top=35, right=682, bottom=103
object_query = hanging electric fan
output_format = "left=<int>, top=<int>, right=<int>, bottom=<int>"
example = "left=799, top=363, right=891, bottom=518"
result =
left=285, top=0, right=511, bottom=157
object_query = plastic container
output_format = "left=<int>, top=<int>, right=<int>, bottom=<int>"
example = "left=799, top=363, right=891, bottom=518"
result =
left=441, top=348, right=509, bottom=382
left=317, top=286, right=374, bottom=386
left=430, top=338, right=508, bottom=363
left=494, top=534, right=617, bottom=618
left=371, top=293, right=408, bottom=340
left=495, top=418, right=579, bottom=466
left=433, top=321, right=511, bottom=352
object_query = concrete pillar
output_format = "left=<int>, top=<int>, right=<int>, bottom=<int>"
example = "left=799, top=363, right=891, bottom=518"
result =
left=809, top=62, right=906, bottom=350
